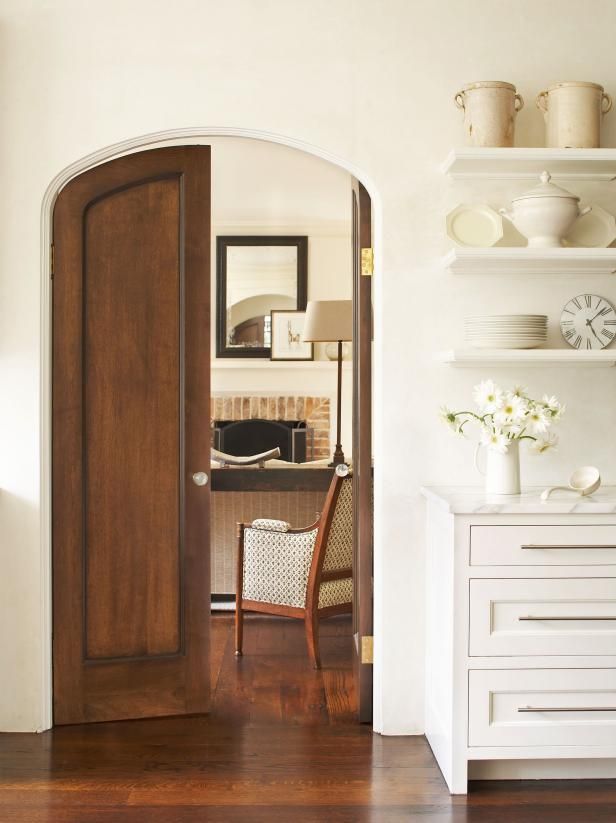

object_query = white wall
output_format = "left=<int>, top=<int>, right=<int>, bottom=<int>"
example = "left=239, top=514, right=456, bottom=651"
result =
left=3, top=0, right=616, bottom=732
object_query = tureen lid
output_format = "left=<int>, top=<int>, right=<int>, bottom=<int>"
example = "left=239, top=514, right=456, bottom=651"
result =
left=512, top=171, right=580, bottom=201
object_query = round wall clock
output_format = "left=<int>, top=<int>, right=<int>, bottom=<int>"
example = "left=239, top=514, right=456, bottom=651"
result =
left=560, top=294, right=616, bottom=350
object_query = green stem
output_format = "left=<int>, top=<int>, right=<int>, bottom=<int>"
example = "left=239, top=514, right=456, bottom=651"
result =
left=451, top=411, right=487, bottom=423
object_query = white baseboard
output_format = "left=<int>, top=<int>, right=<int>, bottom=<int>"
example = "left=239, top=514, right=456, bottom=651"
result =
left=469, top=759, right=616, bottom=781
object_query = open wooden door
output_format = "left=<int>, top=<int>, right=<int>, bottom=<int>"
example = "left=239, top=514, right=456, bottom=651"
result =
left=352, top=180, right=373, bottom=722
left=52, top=146, right=211, bottom=724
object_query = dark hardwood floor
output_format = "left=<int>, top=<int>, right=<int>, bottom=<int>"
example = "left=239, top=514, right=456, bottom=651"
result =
left=1, top=614, right=616, bottom=821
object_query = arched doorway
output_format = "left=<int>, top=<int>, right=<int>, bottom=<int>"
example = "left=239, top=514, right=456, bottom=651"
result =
left=41, top=128, right=381, bottom=730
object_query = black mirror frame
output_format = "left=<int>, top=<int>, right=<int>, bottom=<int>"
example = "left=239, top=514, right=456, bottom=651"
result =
left=216, top=235, right=308, bottom=358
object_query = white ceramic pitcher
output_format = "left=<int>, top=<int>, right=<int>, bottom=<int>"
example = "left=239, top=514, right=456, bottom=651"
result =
left=474, top=439, right=521, bottom=496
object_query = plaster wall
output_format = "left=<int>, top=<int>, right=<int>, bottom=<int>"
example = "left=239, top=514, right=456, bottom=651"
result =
left=2, top=0, right=616, bottom=732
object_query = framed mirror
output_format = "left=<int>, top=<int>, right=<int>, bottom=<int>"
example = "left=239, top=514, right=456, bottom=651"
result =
left=216, top=236, right=308, bottom=358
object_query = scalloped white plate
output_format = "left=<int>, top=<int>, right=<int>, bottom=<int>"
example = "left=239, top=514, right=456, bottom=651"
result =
left=446, top=204, right=503, bottom=248
left=564, top=204, right=616, bottom=248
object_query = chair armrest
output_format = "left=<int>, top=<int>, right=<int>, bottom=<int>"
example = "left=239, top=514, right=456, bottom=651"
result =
left=250, top=518, right=290, bottom=532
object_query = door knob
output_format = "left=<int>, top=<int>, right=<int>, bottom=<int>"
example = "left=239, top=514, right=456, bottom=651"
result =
left=192, top=471, right=209, bottom=487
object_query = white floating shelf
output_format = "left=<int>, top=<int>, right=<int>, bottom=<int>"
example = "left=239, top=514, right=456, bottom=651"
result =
left=443, top=247, right=616, bottom=276
left=438, top=349, right=616, bottom=368
left=442, top=148, right=616, bottom=181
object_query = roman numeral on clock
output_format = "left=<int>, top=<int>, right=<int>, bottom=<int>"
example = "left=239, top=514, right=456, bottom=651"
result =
left=585, top=294, right=592, bottom=307
left=572, top=297, right=582, bottom=309
left=564, top=328, right=575, bottom=340
left=601, top=328, right=615, bottom=340
left=573, top=334, right=582, bottom=349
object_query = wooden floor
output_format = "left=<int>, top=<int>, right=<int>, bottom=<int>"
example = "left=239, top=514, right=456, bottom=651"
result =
left=2, top=614, right=616, bottom=821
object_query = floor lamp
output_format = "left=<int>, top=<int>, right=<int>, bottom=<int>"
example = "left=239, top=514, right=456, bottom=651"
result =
left=303, top=300, right=353, bottom=466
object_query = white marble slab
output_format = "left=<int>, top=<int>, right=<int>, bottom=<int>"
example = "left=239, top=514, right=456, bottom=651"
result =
left=420, top=486, right=616, bottom=515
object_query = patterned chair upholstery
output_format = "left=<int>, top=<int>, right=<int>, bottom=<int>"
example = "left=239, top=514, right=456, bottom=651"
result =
left=235, top=473, right=353, bottom=668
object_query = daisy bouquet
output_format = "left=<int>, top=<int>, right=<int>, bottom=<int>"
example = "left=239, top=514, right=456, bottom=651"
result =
left=440, top=381, right=564, bottom=454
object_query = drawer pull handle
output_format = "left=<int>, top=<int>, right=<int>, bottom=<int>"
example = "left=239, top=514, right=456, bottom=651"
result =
left=518, top=615, right=616, bottom=621
left=518, top=706, right=616, bottom=713
left=521, top=544, right=616, bottom=550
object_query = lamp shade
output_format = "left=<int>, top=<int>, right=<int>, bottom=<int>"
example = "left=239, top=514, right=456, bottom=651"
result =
left=302, top=300, right=353, bottom=343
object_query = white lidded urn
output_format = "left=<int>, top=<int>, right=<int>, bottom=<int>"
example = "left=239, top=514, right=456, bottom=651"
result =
left=454, top=81, right=524, bottom=147
left=499, top=171, right=591, bottom=248
left=536, top=81, right=612, bottom=148
left=475, top=439, right=521, bottom=496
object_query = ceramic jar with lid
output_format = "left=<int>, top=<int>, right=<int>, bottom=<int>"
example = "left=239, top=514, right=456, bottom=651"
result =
left=536, top=81, right=612, bottom=148
left=454, top=81, right=524, bottom=147
left=499, top=171, right=591, bottom=248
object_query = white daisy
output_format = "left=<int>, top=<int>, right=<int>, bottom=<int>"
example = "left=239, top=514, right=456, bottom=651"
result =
left=529, top=432, right=558, bottom=455
left=527, top=405, right=550, bottom=434
left=480, top=427, right=509, bottom=454
left=473, top=380, right=504, bottom=414
left=494, top=392, right=528, bottom=426
left=542, top=394, right=565, bottom=421
left=439, top=406, right=462, bottom=434
left=500, top=422, right=523, bottom=438
left=512, top=385, right=528, bottom=398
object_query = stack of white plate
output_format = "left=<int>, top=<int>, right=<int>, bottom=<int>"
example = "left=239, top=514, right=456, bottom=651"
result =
left=465, top=315, right=548, bottom=349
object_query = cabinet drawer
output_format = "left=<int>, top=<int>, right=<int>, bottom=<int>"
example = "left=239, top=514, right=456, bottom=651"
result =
left=469, top=578, right=616, bottom=657
left=469, top=668, right=616, bottom=747
left=470, top=525, right=616, bottom=566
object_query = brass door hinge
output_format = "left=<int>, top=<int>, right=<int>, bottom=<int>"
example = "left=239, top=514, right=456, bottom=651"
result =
left=361, top=635, right=374, bottom=664
left=361, top=247, right=374, bottom=277
left=50, top=244, right=55, bottom=279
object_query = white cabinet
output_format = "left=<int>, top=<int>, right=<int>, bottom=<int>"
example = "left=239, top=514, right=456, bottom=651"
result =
left=469, top=578, right=616, bottom=657
left=422, top=487, right=616, bottom=794
left=469, top=669, right=616, bottom=748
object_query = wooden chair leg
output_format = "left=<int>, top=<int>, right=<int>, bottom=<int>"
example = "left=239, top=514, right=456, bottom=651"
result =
left=305, top=610, right=321, bottom=669
left=235, top=603, right=243, bottom=656
left=235, top=524, right=245, bottom=657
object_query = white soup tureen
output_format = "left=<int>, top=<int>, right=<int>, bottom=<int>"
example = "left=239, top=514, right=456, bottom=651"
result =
left=499, top=171, right=591, bottom=248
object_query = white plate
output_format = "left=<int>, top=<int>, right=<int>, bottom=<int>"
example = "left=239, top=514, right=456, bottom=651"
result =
left=465, top=314, right=547, bottom=320
left=466, top=332, right=547, bottom=339
left=446, top=204, right=503, bottom=248
left=564, top=204, right=616, bottom=248
left=468, top=339, right=546, bottom=349
left=465, top=322, right=547, bottom=327
left=466, top=327, right=547, bottom=332
left=466, top=339, right=547, bottom=345
left=465, top=325, right=547, bottom=331
left=466, top=333, right=547, bottom=339
left=464, top=323, right=548, bottom=331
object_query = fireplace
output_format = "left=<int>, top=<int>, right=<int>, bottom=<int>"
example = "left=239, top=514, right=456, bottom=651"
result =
left=210, top=395, right=331, bottom=461
left=213, top=418, right=313, bottom=463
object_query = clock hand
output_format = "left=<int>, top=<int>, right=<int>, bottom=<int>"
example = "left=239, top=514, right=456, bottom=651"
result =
left=586, top=319, right=603, bottom=344
left=590, top=307, right=606, bottom=322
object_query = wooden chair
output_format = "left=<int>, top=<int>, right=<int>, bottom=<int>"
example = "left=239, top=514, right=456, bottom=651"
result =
left=235, top=472, right=352, bottom=668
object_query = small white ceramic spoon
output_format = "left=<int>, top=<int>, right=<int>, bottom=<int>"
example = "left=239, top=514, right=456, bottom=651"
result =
left=541, top=466, right=601, bottom=501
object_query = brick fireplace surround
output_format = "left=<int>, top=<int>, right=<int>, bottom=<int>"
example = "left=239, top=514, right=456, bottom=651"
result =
left=210, top=394, right=331, bottom=460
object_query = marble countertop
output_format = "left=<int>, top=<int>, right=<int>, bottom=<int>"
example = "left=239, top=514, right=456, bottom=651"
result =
left=420, top=486, right=616, bottom=514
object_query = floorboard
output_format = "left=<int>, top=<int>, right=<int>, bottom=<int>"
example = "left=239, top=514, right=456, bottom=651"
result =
left=1, top=614, right=616, bottom=821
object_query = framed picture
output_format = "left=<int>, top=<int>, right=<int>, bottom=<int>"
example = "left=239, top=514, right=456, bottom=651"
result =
left=270, top=310, right=313, bottom=361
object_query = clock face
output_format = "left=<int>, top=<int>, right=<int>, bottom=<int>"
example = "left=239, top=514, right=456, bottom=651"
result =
left=560, top=294, right=616, bottom=350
